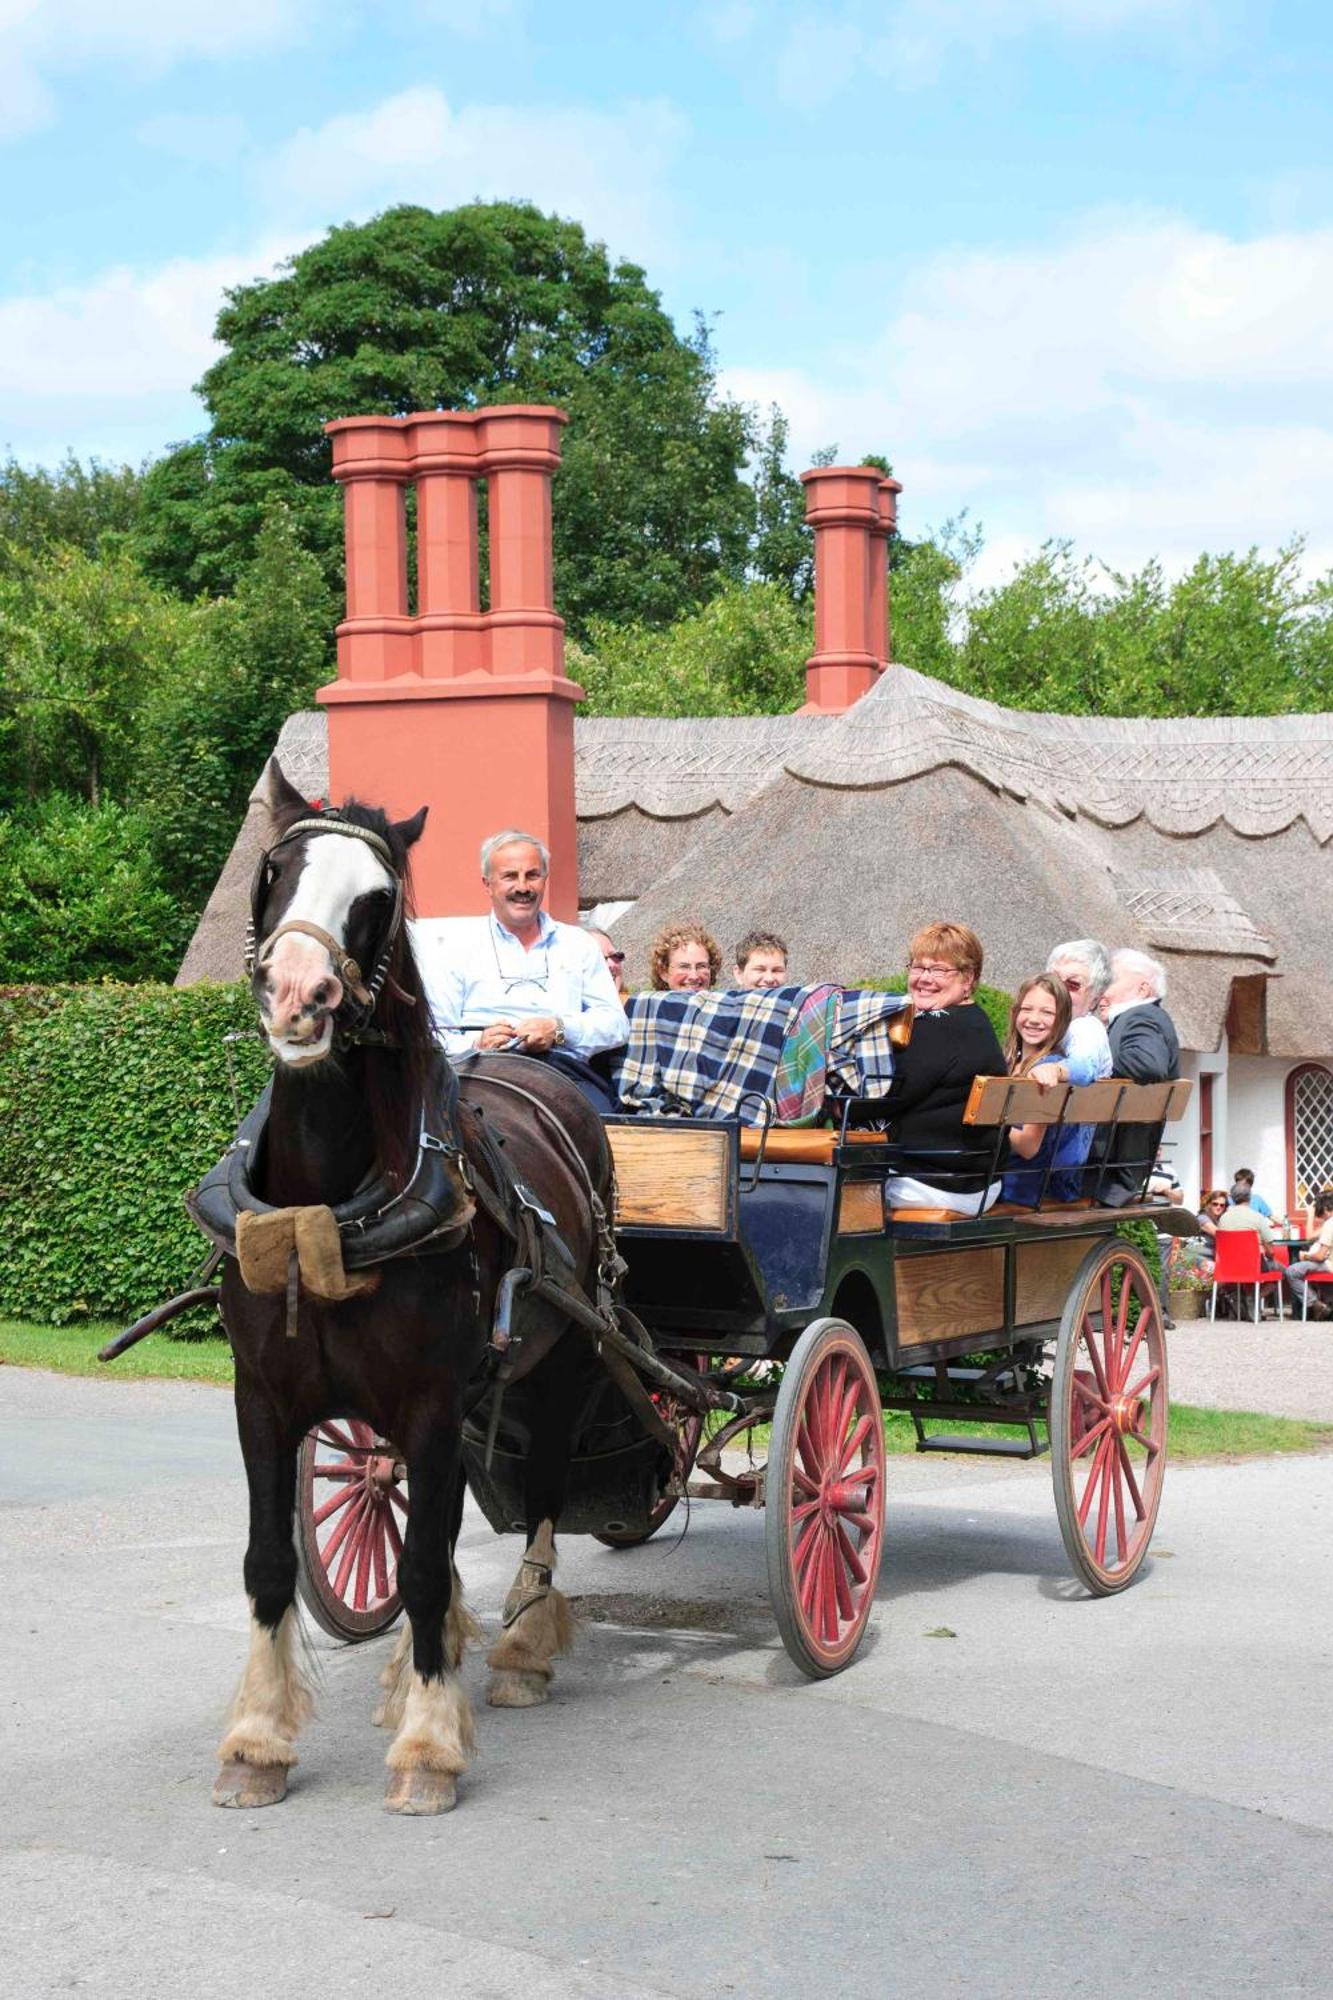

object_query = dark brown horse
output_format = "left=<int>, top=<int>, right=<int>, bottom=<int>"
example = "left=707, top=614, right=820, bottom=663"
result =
left=211, top=762, right=613, bottom=1814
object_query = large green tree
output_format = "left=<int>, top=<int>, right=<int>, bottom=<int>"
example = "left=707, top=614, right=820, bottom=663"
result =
left=135, top=201, right=758, bottom=633
left=0, top=452, right=145, bottom=570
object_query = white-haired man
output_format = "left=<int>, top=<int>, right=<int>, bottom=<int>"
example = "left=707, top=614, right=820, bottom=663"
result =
left=414, top=829, right=626, bottom=1107
left=1091, top=948, right=1180, bottom=1206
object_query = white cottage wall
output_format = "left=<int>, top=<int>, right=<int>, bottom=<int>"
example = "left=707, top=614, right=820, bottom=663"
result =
left=1226, top=1056, right=1294, bottom=1213
left=1172, top=1046, right=1229, bottom=1204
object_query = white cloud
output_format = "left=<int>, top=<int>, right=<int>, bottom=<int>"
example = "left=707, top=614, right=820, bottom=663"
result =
left=0, top=238, right=300, bottom=457
left=721, top=214, right=1333, bottom=580
left=264, top=86, right=688, bottom=261
left=766, top=0, right=1215, bottom=102
left=0, top=0, right=313, bottom=142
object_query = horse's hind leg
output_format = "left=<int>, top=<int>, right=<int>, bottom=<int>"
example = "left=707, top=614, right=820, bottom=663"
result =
left=488, top=1359, right=580, bottom=1710
left=215, top=1393, right=311, bottom=1807
left=384, top=1436, right=476, bottom=1815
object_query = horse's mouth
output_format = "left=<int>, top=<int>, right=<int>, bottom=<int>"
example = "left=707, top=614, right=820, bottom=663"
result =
left=266, top=1017, right=335, bottom=1066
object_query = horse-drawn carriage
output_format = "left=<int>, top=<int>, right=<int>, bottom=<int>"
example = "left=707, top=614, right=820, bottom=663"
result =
left=296, top=1067, right=1194, bottom=1679
left=107, top=779, right=1194, bottom=1810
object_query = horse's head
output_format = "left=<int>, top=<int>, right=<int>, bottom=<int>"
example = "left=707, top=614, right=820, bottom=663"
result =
left=248, top=761, right=427, bottom=1066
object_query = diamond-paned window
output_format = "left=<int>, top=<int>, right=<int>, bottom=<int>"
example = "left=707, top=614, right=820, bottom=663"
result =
left=1290, top=1066, right=1333, bottom=1204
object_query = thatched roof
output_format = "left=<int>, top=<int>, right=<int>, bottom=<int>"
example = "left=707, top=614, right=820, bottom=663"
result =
left=176, top=668, right=1333, bottom=1058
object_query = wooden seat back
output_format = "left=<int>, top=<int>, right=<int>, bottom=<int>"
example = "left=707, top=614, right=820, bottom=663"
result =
left=962, top=1075, right=1191, bottom=1129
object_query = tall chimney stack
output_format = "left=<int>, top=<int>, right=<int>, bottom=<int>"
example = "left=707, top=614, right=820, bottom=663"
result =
left=799, top=463, right=900, bottom=713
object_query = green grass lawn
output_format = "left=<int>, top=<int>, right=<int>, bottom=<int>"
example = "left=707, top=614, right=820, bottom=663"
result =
left=0, top=1318, right=234, bottom=1384
left=2, top=1321, right=1330, bottom=1461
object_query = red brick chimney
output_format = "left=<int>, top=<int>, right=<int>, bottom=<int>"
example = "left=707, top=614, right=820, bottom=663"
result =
left=318, top=406, right=582, bottom=919
left=799, top=464, right=901, bottom=713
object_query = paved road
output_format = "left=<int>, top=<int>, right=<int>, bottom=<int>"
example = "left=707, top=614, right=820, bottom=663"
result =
left=3, top=1365, right=1332, bottom=1997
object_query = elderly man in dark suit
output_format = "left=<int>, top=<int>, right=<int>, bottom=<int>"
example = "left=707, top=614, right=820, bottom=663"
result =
left=1091, top=948, right=1181, bottom=1207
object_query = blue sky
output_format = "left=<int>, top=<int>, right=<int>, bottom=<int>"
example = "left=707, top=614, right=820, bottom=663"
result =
left=2, top=0, right=1331, bottom=581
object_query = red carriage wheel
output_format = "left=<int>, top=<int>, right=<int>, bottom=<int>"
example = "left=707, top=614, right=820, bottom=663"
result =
left=295, top=1418, right=407, bottom=1640
left=765, top=1319, right=886, bottom=1678
left=1050, top=1239, right=1168, bottom=1595
left=594, top=1353, right=707, bottom=1549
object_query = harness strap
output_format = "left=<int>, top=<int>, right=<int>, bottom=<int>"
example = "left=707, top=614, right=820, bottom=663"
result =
left=257, top=917, right=373, bottom=1011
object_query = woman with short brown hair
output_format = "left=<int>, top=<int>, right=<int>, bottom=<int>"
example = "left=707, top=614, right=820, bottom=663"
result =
left=650, top=923, right=721, bottom=992
left=882, top=921, right=1006, bottom=1214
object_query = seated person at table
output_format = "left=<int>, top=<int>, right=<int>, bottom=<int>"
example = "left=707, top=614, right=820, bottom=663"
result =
left=1285, top=1192, right=1333, bottom=1318
left=882, top=922, right=1007, bottom=1216
left=1230, top=1166, right=1275, bottom=1219
left=1001, top=975, right=1080, bottom=1205
left=650, top=923, right=721, bottom=992
left=732, top=930, right=789, bottom=990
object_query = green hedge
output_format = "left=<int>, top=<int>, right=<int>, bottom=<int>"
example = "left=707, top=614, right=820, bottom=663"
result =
left=0, top=983, right=270, bottom=1325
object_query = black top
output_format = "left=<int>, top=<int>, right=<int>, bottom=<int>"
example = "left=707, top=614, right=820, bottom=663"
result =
left=884, top=1002, right=1007, bottom=1193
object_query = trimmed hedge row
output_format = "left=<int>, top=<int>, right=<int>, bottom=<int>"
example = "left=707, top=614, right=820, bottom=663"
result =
left=0, top=983, right=270, bottom=1325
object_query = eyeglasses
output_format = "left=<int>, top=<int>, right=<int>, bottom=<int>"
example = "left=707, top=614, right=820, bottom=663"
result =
left=908, top=961, right=963, bottom=979
left=605, top=951, right=625, bottom=965
left=1062, top=977, right=1087, bottom=993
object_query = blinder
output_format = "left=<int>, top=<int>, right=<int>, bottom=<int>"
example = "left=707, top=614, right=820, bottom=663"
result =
left=245, top=811, right=407, bottom=1035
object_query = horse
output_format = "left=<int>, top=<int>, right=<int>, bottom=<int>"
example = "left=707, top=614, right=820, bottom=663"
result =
left=208, top=760, right=615, bottom=1815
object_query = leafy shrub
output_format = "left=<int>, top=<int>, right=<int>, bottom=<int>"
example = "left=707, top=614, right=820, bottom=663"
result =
left=0, top=797, right=188, bottom=981
left=0, top=982, right=270, bottom=1324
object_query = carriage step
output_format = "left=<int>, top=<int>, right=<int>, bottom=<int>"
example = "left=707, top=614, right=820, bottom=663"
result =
left=914, top=1433, right=1048, bottom=1459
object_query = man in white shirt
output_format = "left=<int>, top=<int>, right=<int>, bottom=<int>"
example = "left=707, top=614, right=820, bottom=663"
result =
left=413, top=829, right=626, bottom=1104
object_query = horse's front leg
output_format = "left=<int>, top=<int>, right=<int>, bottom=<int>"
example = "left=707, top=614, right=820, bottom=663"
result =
left=382, top=1428, right=477, bottom=1814
left=214, top=1390, right=311, bottom=1807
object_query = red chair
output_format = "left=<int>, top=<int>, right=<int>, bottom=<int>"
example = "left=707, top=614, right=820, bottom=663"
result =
left=1209, top=1230, right=1285, bottom=1322
left=1298, top=1268, right=1333, bottom=1322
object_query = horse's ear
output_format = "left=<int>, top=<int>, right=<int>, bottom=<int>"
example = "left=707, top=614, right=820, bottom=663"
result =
left=393, top=807, right=428, bottom=849
left=264, top=759, right=309, bottom=820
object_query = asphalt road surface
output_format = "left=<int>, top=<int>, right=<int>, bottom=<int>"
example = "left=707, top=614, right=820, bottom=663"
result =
left=3, top=1364, right=1332, bottom=1998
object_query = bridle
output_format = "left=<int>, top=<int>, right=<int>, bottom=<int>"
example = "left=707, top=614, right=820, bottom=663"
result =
left=245, top=812, right=410, bottom=1032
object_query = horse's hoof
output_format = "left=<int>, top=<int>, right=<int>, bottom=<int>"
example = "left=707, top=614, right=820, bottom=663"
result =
left=383, top=1767, right=458, bottom=1815
left=213, top=1760, right=288, bottom=1808
left=487, top=1669, right=549, bottom=1708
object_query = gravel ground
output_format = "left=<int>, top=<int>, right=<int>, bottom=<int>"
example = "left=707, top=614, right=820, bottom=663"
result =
left=1166, top=1312, right=1333, bottom=1422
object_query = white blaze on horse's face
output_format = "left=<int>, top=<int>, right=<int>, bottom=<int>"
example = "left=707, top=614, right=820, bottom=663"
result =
left=259, top=833, right=394, bottom=1066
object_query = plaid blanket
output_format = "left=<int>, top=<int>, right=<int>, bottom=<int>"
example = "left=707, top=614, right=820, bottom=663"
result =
left=617, top=986, right=910, bottom=1123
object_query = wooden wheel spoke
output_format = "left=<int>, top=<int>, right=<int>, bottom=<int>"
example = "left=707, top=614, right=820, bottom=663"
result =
left=1118, top=1311, right=1150, bottom=1392
left=1078, top=1318, right=1112, bottom=1401
left=384, top=1503, right=403, bottom=1562
left=835, top=1463, right=878, bottom=1487
left=790, top=1498, right=821, bottom=1524
left=833, top=1517, right=869, bottom=1587
left=387, top=1486, right=409, bottom=1518
left=798, top=1530, right=822, bottom=1620
left=352, top=1510, right=375, bottom=1611
left=1122, top=1365, right=1161, bottom=1402
left=312, top=1482, right=361, bottom=1528
left=1077, top=1431, right=1111, bottom=1528
left=837, top=1411, right=874, bottom=1473
left=315, top=1421, right=360, bottom=1453
left=845, top=1507, right=879, bottom=1533
left=312, top=1462, right=360, bottom=1481
left=797, top=1412, right=821, bottom=1482
left=1094, top=1435, right=1114, bottom=1565
left=792, top=1462, right=820, bottom=1498
left=1111, top=1439, right=1129, bottom=1564
left=1070, top=1413, right=1112, bottom=1461
left=320, top=1488, right=363, bottom=1564
left=1072, top=1373, right=1110, bottom=1416
left=371, top=1506, right=390, bottom=1602
left=819, top=1536, right=841, bottom=1643
left=831, top=1534, right=855, bottom=1624
left=1115, top=1436, right=1148, bottom=1518
left=832, top=1366, right=860, bottom=1453
left=331, top=1500, right=368, bottom=1599
left=792, top=1510, right=822, bottom=1576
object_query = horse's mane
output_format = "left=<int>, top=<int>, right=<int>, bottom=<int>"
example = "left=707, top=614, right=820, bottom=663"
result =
left=272, top=796, right=440, bottom=1189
